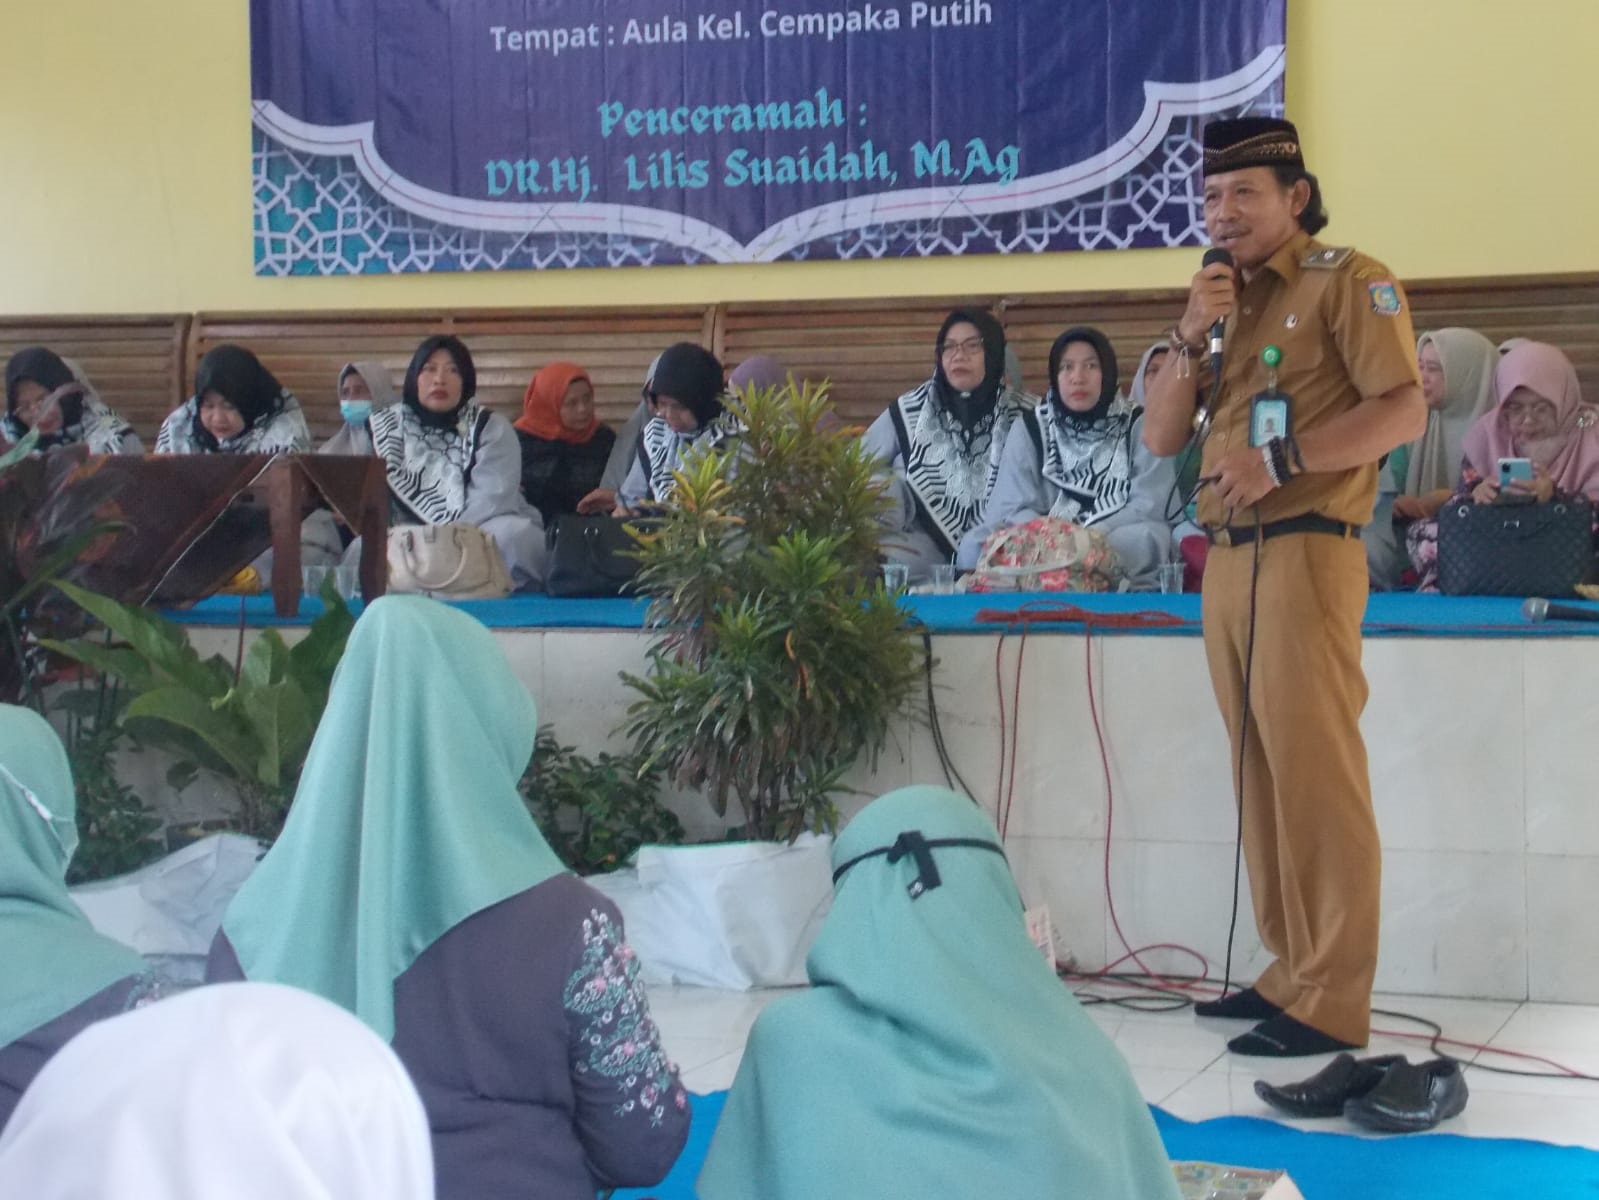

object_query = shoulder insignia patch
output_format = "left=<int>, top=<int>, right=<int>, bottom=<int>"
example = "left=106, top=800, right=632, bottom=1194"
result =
left=1368, top=281, right=1402, bottom=316
left=1302, top=246, right=1354, bottom=269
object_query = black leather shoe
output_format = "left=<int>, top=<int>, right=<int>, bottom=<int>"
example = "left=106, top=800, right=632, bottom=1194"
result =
left=1254, top=1053, right=1405, bottom=1118
left=1344, top=1057, right=1468, bottom=1133
left=1194, top=987, right=1283, bottom=1021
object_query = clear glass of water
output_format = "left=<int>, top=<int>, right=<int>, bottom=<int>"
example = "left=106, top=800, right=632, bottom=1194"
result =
left=882, top=563, right=910, bottom=592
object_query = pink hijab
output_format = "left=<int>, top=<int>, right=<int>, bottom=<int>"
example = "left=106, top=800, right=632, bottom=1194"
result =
left=1461, top=342, right=1599, bottom=500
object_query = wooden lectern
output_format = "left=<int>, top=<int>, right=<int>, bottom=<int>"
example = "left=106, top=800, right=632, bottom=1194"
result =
left=48, top=453, right=389, bottom=616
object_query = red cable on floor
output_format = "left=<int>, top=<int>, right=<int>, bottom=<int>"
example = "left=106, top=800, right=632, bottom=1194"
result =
left=978, top=599, right=1599, bottom=1081
left=982, top=601, right=1207, bottom=989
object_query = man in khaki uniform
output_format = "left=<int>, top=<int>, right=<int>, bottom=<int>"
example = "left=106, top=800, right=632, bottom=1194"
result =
left=1143, top=118, right=1426, bottom=1057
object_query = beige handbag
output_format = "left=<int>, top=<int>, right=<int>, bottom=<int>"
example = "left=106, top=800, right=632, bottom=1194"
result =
left=386, top=522, right=513, bottom=600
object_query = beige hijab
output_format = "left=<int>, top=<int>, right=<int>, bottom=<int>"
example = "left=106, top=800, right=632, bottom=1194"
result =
left=1406, top=328, right=1498, bottom=495
left=320, top=360, right=398, bottom=455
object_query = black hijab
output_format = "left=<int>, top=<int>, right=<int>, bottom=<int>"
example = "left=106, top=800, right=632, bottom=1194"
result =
left=1046, top=327, right=1120, bottom=428
left=5, top=347, right=82, bottom=433
left=933, top=309, right=1007, bottom=431
left=650, top=342, right=726, bottom=429
left=402, top=335, right=477, bottom=431
left=191, top=345, right=287, bottom=450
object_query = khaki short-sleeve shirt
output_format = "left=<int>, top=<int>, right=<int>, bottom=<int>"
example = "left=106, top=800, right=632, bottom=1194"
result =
left=1196, top=230, right=1422, bottom=529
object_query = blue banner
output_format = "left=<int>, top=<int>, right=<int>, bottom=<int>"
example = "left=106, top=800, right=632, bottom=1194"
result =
left=251, top=1, right=1285, bottom=274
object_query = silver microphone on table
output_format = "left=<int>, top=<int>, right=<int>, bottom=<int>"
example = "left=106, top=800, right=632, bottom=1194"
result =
left=1523, top=597, right=1599, bottom=624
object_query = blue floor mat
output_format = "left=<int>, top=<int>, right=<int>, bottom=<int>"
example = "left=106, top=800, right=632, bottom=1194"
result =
left=613, top=1093, right=1599, bottom=1199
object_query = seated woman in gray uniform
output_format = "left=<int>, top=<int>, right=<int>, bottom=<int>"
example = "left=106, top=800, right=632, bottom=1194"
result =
left=343, top=335, right=547, bottom=590
left=861, top=309, right=1033, bottom=580
left=963, top=327, right=1175, bottom=585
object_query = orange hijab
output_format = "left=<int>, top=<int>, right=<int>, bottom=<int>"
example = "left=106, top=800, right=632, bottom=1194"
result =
left=514, top=361, right=597, bottom=444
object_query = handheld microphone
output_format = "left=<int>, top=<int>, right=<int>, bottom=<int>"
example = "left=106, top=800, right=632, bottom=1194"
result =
left=1523, top=597, right=1599, bottom=624
left=1201, top=247, right=1235, bottom=374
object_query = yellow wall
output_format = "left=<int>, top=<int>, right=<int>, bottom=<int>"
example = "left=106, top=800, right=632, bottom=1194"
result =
left=1, top=0, right=1594, bottom=316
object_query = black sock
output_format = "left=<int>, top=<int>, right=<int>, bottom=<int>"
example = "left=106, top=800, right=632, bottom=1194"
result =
left=1227, top=1013, right=1361, bottom=1058
left=1194, top=987, right=1283, bottom=1021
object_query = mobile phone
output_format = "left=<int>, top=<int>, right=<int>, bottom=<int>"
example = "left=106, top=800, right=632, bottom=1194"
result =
left=1498, top=457, right=1533, bottom=488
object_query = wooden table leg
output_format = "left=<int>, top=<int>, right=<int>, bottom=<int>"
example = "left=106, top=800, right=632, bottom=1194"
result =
left=357, top=460, right=388, bottom=603
left=267, top=460, right=305, bottom=618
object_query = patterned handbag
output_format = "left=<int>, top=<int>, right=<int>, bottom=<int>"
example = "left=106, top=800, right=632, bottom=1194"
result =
left=1436, top=498, right=1594, bottom=597
left=965, top=516, right=1121, bottom=593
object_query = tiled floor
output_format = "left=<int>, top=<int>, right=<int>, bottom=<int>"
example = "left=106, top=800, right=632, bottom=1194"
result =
left=646, top=985, right=1599, bottom=1151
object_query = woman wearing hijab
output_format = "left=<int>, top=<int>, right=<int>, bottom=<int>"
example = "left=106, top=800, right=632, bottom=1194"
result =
left=320, top=360, right=399, bottom=456
left=699, top=785, right=1180, bottom=1200
left=1365, top=328, right=1497, bottom=588
left=616, top=341, right=738, bottom=511
left=1, top=347, right=142, bottom=455
left=964, top=327, right=1176, bottom=584
left=155, top=344, right=311, bottom=455
left=727, top=353, right=787, bottom=395
left=0, top=705, right=150, bottom=1133
left=364, top=334, right=547, bottom=589
left=205, top=596, right=689, bottom=1199
left=862, top=309, right=1034, bottom=579
left=590, top=355, right=661, bottom=514
left=1126, top=341, right=1169, bottom=413
left=0, top=982, right=436, bottom=1199
left=1406, top=341, right=1599, bottom=589
left=514, top=361, right=617, bottom=525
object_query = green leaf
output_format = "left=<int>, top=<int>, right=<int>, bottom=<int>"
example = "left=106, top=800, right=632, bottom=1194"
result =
left=39, top=638, right=162, bottom=695
left=236, top=676, right=315, bottom=789
left=285, top=587, right=355, bottom=700
left=124, top=686, right=260, bottom=783
left=240, top=630, right=290, bottom=692
left=51, top=581, right=223, bottom=696
left=0, top=427, right=39, bottom=471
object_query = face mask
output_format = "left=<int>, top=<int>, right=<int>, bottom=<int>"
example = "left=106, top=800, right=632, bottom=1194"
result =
left=340, top=400, right=373, bottom=425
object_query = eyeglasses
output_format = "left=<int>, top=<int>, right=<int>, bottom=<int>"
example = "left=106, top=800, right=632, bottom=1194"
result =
left=939, top=338, right=986, bottom=361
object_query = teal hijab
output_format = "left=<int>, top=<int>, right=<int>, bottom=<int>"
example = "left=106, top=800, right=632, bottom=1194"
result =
left=220, top=595, right=566, bottom=1040
left=699, top=786, right=1180, bottom=1200
left=0, top=705, right=145, bottom=1049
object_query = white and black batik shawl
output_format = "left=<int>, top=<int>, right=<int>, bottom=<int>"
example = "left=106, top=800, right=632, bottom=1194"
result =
left=636, top=411, right=743, bottom=503
left=369, top=400, right=492, bottom=525
left=1030, top=398, right=1138, bottom=527
left=155, top=392, right=312, bottom=456
left=888, top=380, right=1030, bottom=556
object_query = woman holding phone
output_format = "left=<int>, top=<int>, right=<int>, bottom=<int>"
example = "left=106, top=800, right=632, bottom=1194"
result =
left=1405, top=341, right=1599, bottom=589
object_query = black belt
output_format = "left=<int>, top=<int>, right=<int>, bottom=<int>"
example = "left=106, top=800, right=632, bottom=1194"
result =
left=1206, top=513, right=1360, bottom=548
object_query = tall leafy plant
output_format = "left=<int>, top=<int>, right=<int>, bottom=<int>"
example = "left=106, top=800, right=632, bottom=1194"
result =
left=44, top=579, right=356, bottom=841
left=622, top=379, right=921, bottom=842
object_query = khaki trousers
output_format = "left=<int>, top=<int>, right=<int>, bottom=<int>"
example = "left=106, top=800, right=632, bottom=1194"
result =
left=1201, top=531, right=1380, bottom=1045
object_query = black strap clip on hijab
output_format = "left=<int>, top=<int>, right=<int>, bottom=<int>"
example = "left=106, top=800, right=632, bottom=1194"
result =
left=832, top=830, right=1006, bottom=900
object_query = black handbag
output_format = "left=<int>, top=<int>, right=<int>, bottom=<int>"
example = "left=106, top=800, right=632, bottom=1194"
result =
left=1436, top=497, right=1594, bottom=597
left=545, top=514, right=642, bottom=598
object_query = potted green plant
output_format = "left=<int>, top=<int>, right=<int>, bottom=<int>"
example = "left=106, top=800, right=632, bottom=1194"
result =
left=613, top=377, right=921, bottom=987
left=519, top=727, right=683, bottom=875
left=44, top=578, right=356, bottom=843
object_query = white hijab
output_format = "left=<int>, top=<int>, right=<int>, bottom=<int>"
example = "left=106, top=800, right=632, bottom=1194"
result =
left=0, top=982, right=434, bottom=1199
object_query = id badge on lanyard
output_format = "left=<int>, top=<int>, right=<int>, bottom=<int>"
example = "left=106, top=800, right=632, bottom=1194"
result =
left=1248, top=345, right=1291, bottom=448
